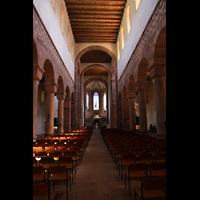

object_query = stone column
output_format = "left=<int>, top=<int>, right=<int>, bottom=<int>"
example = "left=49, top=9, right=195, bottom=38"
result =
left=135, top=81, right=148, bottom=133
left=121, top=94, right=129, bottom=131
left=111, top=79, right=117, bottom=128
left=44, top=82, right=57, bottom=136
left=57, top=92, right=66, bottom=134
left=148, top=64, right=166, bottom=137
left=33, top=65, right=44, bottom=142
left=127, top=91, right=136, bottom=131
left=153, top=77, right=166, bottom=136
left=64, top=96, right=71, bottom=132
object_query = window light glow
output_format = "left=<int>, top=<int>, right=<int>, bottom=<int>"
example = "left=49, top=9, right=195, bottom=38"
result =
left=121, top=26, right=124, bottom=50
left=127, top=5, right=131, bottom=34
left=135, top=0, right=141, bottom=11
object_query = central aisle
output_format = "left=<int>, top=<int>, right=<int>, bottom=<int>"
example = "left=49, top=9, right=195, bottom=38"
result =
left=67, top=129, right=134, bottom=200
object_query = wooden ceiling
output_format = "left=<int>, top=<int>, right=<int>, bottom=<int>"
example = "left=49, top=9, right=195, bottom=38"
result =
left=84, top=67, right=108, bottom=76
left=64, top=0, right=127, bottom=43
left=80, top=50, right=112, bottom=63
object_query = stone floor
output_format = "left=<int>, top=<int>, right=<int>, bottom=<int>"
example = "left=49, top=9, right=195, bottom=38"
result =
left=53, top=129, right=141, bottom=200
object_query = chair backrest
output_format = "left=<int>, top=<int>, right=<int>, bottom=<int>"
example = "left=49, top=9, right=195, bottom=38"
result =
left=48, top=151, right=61, bottom=157
left=129, top=163, right=146, bottom=171
left=45, top=146, right=55, bottom=152
left=138, top=153, right=152, bottom=161
left=155, top=152, right=166, bottom=160
left=33, top=182, right=48, bottom=196
left=49, top=165, right=66, bottom=174
left=57, top=147, right=67, bottom=151
left=33, top=166, right=44, bottom=174
left=63, top=151, right=76, bottom=157
left=33, top=147, right=43, bottom=152
left=143, top=177, right=166, bottom=189
left=58, top=156, right=73, bottom=164
left=121, top=154, right=135, bottom=161
left=151, top=161, right=166, bottom=170
left=40, top=157, right=54, bottom=165
left=35, top=151, right=47, bottom=157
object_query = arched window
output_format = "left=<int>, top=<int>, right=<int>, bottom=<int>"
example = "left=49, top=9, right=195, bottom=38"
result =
left=49, top=0, right=56, bottom=12
left=121, top=26, right=124, bottom=50
left=60, top=4, right=65, bottom=35
left=93, top=92, right=99, bottom=110
left=67, top=26, right=71, bottom=52
left=126, top=5, right=131, bottom=34
left=103, top=92, right=106, bottom=111
left=86, top=92, right=89, bottom=110
left=117, top=40, right=120, bottom=61
left=135, top=0, right=141, bottom=11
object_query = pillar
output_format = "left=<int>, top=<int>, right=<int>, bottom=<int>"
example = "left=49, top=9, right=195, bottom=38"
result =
left=148, top=64, right=166, bottom=136
left=64, top=96, right=71, bottom=132
left=154, top=77, right=166, bottom=136
left=44, top=82, right=57, bottom=136
left=33, top=65, right=44, bottom=141
left=111, top=79, right=118, bottom=128
left=57, top=92, right=66, bottom=133
left=127, top=91, right=136, bottom=130
left=122, top=94, right=129, bottom=131
left=135, top=81, right=148, bottom=133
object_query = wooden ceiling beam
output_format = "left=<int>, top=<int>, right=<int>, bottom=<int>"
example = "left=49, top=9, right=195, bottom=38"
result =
left=73, top=29, right=118, bottom=35
left=65, top=5, right=125, bottom=11
left=69, top=14, right=123, bottom=19
left=64, top=0, right=126, bottom=6
left=70, top=22, right=121, bottom=26
left=67, top=10, right=124, bottom=15
left=73, top=33, right=118, bottom=37
left=69, top=18, right=121, bottom=23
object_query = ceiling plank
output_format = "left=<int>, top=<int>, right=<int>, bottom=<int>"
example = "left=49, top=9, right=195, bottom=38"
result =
left=69, top=14, right=123, bottom=19
left=66, top=5, right=125, bottom=11
left=65, top=0, right=126, bottom=6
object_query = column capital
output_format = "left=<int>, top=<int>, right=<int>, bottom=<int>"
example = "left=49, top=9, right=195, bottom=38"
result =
left=33, top=65, right=45, bottom=81
left=57, top=92, right=66, bottom=100
left=127, top=91, right=136, bottom=99
left=44, top=82, right=58, bottom=93
left=147, top=64, right=166, bottom=79
left=135, top=81, right=147, bottom=92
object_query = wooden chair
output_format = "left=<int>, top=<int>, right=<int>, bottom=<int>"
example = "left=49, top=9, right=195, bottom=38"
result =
left=148, top=162, right=166, bottom=178
left=40, top=157, right=55, bottom=169
left=124, top=163, right=147, bottom=197
left=135, top=177, right=166, bottom=200
left=119, top=154, right=136, bottom=180
left=154, top=152, right=166, bottom=162
left=137, top=153, right=153, bottom=165
left=33, top=147, right=43, bottom=152
left=33, top=166, right=48, bottom=183
left=33, top=182, right=57, bottom=200
left=58, top=156, right=76, bottom=184
left=48, top=165, right=71, bottom=200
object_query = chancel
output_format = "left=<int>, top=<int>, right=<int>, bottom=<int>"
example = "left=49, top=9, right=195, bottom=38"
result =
left=33, top=0, right=166, bottom=199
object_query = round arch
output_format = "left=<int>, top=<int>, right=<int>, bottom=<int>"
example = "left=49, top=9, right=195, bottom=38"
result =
left=81, top=64, right=112, bottom=77
left=128, top=74, right=135, bottom=93
left=137, top=57, right=149, bottom=82
left=57, top=76, right=64, bottom=94
left=154, top=25, right=166, bottom=66
left=75, top=45, right=116, bottom=67
left=43, top=59, right=55, bottom=84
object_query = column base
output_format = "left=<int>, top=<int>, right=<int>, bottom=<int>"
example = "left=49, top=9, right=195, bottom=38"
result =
left=45, top=133, right=54, bottom=137
left=33, top=135, right=37, bottom=142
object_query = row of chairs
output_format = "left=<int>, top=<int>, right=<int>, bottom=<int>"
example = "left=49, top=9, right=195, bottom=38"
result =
left=101, top=128, right=166, bottom=199
left=33, top=129, right=92, bottom=200
left=33, top=165, right=71, bottom=200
